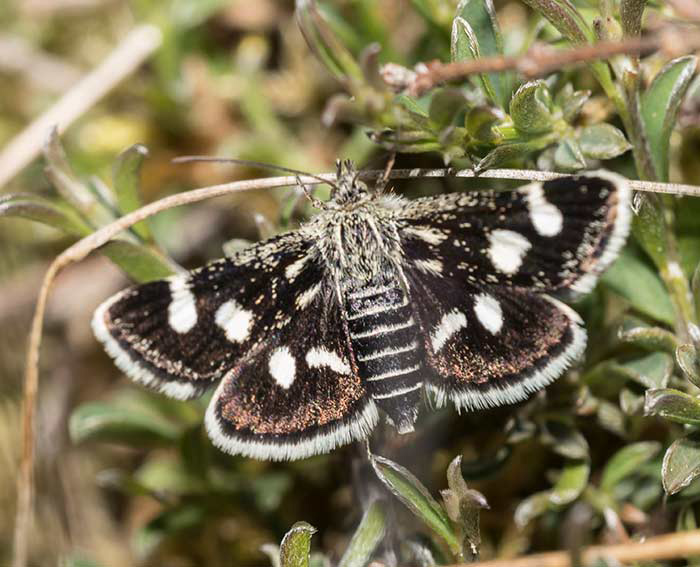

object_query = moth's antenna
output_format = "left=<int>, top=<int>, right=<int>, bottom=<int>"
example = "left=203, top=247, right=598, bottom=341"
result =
left=173, top=155, right=341, bottom=192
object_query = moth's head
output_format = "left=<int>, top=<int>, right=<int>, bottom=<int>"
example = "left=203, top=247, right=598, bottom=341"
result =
left=330, top=159, right=371, bottom=206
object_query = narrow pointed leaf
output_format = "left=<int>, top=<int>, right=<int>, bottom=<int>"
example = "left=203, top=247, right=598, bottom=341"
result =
left=641, top=56, right=697, bottom=181
left=519, top=0, right=591, bottom=43
left=113, top=144, right=152, bottom=241
left=600, top=247, right=675, bottom=325
left=371, top=454, right=459, bottom=554
left=600, top=441, right=661, bottom=491
left=549, top=460, right=590, bottom=505
left=0, top=194, right=91, bottom=236
left=69, top=402, right=181, bottom=446
left=338, top=500, right=387, bottom=567
left=101, top=239, right=177, bottom=283
left=453, top=0, right=512, bottom=108
left=618, top=323, right=679, bottom=353
left=280, top=522, right=316, bottom=567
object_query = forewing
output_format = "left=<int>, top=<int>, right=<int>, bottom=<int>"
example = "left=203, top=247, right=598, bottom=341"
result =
left=407, top=273, right=586, bottom=411
left=397, top=172, right=631, bottom=298
left=205, top=288, right=377, bottom=461
left=92, top=231, right=324, bottom=400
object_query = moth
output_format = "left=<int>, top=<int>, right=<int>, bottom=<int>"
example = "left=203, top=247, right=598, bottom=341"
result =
left=93, top=161, right=631, bottom=460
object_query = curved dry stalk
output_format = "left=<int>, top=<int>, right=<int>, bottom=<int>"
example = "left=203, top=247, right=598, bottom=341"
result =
left=12, top=168, right=700, bottom=567
left=464, top=527, right=700, bottom=566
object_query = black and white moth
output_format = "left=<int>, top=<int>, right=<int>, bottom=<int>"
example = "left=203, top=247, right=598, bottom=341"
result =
left=92, top=162, right=631, bottom=461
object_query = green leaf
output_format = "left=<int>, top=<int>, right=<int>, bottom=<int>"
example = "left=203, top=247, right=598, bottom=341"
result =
left=620, top=0, right=646, bottom=38
left=645, top=388, right=700, bottom=426
left=618, top=321, right=679, bottom=353
left=370, top=454, right=459, bottom=554
left=453, top=0, right=511, bottom=108
left=465, top=106, right=503, bottom=143
left=556, top=86, right=590, bottom=123
left=510, top=81, right=554, bottom=135
left=540, top=419, right=589, bottom=460
left=136, top=455, right=205, bottom=495
left=662, top=433, right=700, bottom=495
left=338, top=500, right=387, bottom=567
left=0, top=193, right=91, bottom=236
left=101, top=239, right=177, bottom=283
left=280, top=522, right=317, bottom=567
left=295, top=0, right=363, bottom=85
left=600, top=247, right=675, bottom=325
left=69, top=401, right=181, bottom=447
left=475, top=135, right=553, bottom=171
left=578, top=124, right=631, bottom=160
left=428, top=88, right=468, bottom=130
left=549, top=460, right=590, bottom=505
left=600, top=441, right=661, bottom=491
left=518, top=0, right=591, bottom=44
left=620, top=351, right=674, bottom=389
left=677, top=343, right=700, bottom=388
left=113, top=144, right=152, bottom=241
left=514, top=491, right=550, bottom=527
left=134, top=504, right=205, bottom=559
left=640, top=56, right=697, bottom=181
left=554, top=139, right=586, bottom=171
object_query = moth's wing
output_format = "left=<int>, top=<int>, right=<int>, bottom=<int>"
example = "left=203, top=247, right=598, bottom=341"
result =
left=92, top=231, right=324, bottom=400
left=205, top=286, right=378, bottom=461
left=407, top=273, right=586, bottom=411
left=396, top=171, right=631, bottom=298
left=396, top=172, right=630, bottom=411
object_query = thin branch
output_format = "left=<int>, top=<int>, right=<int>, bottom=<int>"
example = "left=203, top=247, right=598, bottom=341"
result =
left=13, top=167, right=700, bottom=567
left=409, top=25, right=700, bottom=96
left=0, top=24, right=162, bottom=190
left=462, top=527, right=700, bottom=567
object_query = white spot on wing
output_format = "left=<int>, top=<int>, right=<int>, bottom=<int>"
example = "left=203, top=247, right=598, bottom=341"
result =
left=487, top=229, right=531, bottom=274
left=168, top=275, right=197, bottom=333
left=296, top=282, right=322, bottom=309
left=285, top=255, right=308, bottom=281
left=215, top=300, right=253, bottom=343
left=474, top=293, right=503, bottom=334
left=269, top=346, right=296, bottom=388
left=404, top=226, right=448, bottom=245
left=524, top=183, right=563, bottom=236
left=306, top=347, right=351, bottom=375
left=431, top=310, right=467, bottom=352
left=415, top=258, right=443, bottom=275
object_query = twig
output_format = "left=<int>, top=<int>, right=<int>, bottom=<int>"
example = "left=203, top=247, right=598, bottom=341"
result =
left=462, top=528, right=700, bottom=566
left=0, top=24, right=162, bottom=190
left=409, top=25, right=700, bottom=96
left=12, top=167, right=700, bottom=567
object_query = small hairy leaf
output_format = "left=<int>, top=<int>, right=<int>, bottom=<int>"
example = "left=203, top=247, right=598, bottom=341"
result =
left=662, top=434, right=700, bottom=495
left=677, top=343, right=700, bottom=388
left=113, top=144, right=152, bottom=241
left=371, top=454, right=459, bottom=554
left=280, top=522, right=317, bottom=567
left=578, top=124, right=631, bottom=160
left=510, top=81, right=554, bottom=135
left=645, top=388, right=700, bottom=426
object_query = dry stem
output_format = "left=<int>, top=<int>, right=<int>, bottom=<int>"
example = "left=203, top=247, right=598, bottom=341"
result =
left=12, top=168, right=700, bottom=567
left=410, top=25, right=700, bottom=96
left=464, top=528, right=700, bottom=566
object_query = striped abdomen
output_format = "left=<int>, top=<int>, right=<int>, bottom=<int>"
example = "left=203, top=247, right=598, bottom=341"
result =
left=345, top=280, right=424, bottom=432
